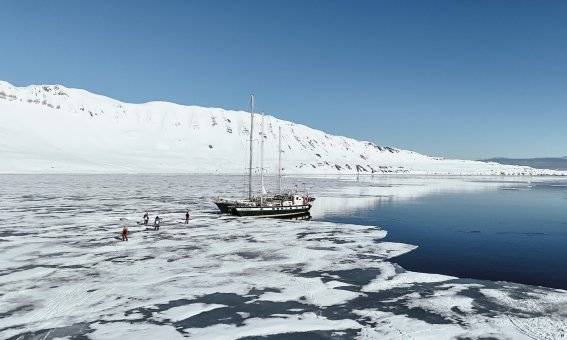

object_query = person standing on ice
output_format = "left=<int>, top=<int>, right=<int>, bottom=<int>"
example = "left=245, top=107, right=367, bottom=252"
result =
left=154, top=216, right=161, bottom=231
left=121, top=226, right=129, bottom=241
left=143, top=212, right=149, bottom=226
left=185, top=211, right=190, bottom=224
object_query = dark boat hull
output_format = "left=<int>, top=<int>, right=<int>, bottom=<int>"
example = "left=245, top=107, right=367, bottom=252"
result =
left=233, top=204, right=311, bottom=218
left=215, top=201, right=234, bottom=214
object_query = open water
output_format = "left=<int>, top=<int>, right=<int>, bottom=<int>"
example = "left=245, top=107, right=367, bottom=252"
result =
left=317, top=176, right=567, bottom=290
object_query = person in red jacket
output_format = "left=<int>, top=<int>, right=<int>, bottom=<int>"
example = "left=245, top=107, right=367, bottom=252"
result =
left=143, top=212, right=149, bottom=226
left=122, top=226, right=129, bottom=241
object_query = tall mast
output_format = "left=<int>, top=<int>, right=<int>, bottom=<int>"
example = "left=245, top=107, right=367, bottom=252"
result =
left=278, top=126, right=282, bottom=193
left=260, top=113, right=265, bottom=205
left=248, top=95, right=254, bottom=200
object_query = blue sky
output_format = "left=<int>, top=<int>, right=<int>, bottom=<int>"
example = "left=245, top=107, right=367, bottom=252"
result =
left=1, top=1, right=566, bottom=159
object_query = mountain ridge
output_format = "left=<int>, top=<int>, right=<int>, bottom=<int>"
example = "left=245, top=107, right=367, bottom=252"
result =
left=480, top=157, right=567, bottom=171
left=0, top=80, right=564, bottom=176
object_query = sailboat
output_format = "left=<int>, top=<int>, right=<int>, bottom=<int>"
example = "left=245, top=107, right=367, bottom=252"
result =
left=214, top=95, right=313, bottom=218
left=214, top=95, right=258, bottom=213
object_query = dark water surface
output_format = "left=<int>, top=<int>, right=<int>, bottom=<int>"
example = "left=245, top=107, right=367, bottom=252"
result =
left=317, top=177, right=567, bottom=290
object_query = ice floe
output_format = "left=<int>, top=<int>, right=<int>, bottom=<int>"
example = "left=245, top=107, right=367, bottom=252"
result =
left=1, top=174, right=566, bottom=339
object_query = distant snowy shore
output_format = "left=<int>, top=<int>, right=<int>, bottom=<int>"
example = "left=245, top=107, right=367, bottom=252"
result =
left=1, top=80, right=564, bottom=176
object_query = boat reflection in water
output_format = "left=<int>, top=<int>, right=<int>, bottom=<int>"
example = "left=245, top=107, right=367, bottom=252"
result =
left=277, top=212, right=311, bottom=221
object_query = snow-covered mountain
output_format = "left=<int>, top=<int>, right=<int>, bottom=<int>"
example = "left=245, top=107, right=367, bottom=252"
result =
left=0, top=80, right=563, bottom=175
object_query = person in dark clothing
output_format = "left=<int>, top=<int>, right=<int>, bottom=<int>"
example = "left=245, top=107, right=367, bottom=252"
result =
left=121, top=226, right=129, bottom=241
left=154, top=216, right=161, bottom=231
left=185, top=211, right=190, bottom=224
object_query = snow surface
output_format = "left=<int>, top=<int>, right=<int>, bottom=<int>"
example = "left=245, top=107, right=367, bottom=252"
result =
left=1, top=80, right=565, bottom=176
left=1, top=174, right=566, bottom=339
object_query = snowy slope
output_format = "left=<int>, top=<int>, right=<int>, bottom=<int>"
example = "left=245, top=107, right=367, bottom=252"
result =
left=0, top=80, right=563, bottom=175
